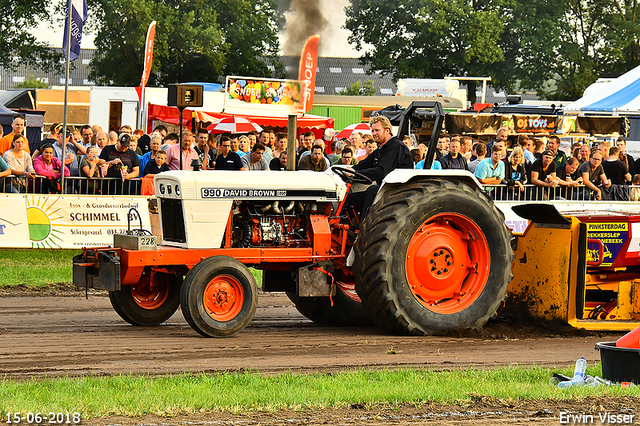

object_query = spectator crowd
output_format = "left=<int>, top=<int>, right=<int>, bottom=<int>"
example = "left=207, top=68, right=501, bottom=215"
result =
left=409, top=127, right=639, bottom=201
left=0, top=113, right=636, bottom=202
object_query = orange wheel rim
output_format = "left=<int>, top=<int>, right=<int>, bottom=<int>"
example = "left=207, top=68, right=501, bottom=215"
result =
left=405, top=213, right=490, bottom=314
left=132, top=273, right=170, bottom=310
left=203, top=275, right=244, bottom=321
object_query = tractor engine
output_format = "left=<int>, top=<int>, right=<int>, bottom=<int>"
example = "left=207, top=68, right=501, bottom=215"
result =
left=232, top=200, right=317, bottom=248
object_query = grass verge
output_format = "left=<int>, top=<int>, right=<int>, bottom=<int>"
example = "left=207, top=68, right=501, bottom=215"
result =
left=0, top=249, right=263, bottom=288
left=0, top=249, right=74, bottom=287
left=1, top=366, right=639, bottom=418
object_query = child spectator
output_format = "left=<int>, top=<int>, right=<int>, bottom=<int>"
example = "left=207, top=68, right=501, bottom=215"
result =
left=79, top=145, right=101, bottom=194
left=631, top=174, right=640, bottom=201
left=143, top=150, right=170, bottom=176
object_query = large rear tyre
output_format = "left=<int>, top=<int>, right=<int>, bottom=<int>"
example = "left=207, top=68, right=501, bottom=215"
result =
left=353, top=180, right=513, bottom=335
left=109, top=271, right=182, bottom=326
left=286, top=276, right=372, bottom=326
left=180, top=256, right=257, bottom=337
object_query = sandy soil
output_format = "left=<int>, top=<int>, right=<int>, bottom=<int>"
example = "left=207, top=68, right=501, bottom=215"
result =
left=1, top=288, right=637, bottom=425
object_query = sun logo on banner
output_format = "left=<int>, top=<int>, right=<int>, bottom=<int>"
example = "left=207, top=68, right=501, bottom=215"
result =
left=26, top=196, right=64, bottom=248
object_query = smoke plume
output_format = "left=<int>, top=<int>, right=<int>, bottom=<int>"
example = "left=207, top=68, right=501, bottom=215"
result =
left=280, top=0, right=330, bottom=56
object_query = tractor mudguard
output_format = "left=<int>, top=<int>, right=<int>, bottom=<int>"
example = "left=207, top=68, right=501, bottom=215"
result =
left=374, top=169, right=483, bottom=206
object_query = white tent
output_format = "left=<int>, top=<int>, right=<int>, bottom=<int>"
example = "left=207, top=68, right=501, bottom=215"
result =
left=564, top=65, right=640, bottom=115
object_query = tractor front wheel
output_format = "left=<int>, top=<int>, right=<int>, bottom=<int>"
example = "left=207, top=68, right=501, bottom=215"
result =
left=109, top=271, right=181, bottom=326
left=353, top=180, right=513, bottom=335
left=180, top=256, right=257, bottom=337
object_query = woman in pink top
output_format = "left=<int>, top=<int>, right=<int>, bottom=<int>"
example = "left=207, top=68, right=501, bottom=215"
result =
left=33, top=143, right=70, bottom=193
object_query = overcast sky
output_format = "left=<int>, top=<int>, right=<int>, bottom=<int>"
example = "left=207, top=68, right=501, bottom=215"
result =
left=29, top=0, right=362, bottom=58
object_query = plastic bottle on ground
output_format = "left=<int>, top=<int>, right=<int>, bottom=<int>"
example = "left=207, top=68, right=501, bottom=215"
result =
left=558, top=358, right=587, bottom=388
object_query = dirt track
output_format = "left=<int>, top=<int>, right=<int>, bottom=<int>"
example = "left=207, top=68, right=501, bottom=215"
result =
left=2, top=290, right=637, bottom=425
left=0, top=291, right=616, bottom=379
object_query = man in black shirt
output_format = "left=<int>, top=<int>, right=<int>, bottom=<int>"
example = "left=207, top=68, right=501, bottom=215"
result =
left=214, top=136, right=246, bottom=170
left=348, top=116, right=413, bottom=218
left=270, top=150, right=287, bottom=171
left=98, top=133, right=141, bottom=194
left=603, top=146, right=631, bottom=185
left=439, top=138, right=469, bottom=170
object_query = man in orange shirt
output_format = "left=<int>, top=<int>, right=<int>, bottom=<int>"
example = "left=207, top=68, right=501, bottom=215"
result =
left=0, top=115, right=29, bottom=155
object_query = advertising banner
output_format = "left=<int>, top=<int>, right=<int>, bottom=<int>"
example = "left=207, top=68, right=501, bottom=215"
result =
left=299, top=35, right=319, bottom=113
left=513, top=115, right=558, bottom=134
left=224, top=76, right=303, bottom=113
left=586, top=222, right=628, bottom=267
left=135, top=20, right=157, bottom=106
left=0, top=195, right=151, bottom=249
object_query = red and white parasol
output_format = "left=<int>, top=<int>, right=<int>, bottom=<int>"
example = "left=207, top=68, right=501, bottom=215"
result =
left=207, top=116, right=263, bottom=134
left=336, top=123, right=372, bottom=139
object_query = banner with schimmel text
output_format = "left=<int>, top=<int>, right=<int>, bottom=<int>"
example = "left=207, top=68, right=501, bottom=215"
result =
left=0, top=195, right=151, bottom=249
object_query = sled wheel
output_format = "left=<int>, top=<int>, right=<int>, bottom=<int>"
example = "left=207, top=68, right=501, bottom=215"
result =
left=180, top=256, right=257, bottom=337
left=353, top=179, right=513, bottom=335
left=286, top=275, right=372, bottom=326
left=109, top=271, right=181, bottom=326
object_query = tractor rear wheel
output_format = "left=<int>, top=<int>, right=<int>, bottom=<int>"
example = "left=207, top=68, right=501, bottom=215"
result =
left=180, top=256, right=257, bottom=337
left=109, top=271, right=181, bottom=326
left=353, top=179, right=513, bottom=335
left=286, top=276, right=372, bottom=326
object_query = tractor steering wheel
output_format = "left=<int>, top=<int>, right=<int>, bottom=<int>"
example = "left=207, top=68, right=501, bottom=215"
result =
left=331, top=165, right=373, bottom=185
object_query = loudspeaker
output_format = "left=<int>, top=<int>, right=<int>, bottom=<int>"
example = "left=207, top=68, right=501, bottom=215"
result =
left=167, top=84, right=204, bottom=108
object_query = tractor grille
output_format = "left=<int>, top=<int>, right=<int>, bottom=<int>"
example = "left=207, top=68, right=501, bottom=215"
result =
left=160, top=198, right=186, bottom=243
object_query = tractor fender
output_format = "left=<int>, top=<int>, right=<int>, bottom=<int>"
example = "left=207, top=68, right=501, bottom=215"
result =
left=374, top=169, right=484, bottom=205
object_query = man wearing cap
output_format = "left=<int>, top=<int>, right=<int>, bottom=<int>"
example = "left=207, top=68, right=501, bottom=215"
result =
left=546, top=136, right=567, bottom=168
left=165, top=130, right=200, bottom=171
left=0, top=115, right=29, bottom=155
left=99, top=133, right=140, bottom=194
left=530, top=149, right=558, bottom=200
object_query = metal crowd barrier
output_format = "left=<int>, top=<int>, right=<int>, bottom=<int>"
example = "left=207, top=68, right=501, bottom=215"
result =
left=0, top=176, right=142, bottom=195
left=483, top=183, right=640, bottom=202
left=1, top=175, right=639, bottom=202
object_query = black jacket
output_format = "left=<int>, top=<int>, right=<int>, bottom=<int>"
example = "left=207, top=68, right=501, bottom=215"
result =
left=353, top=136, right=412, bottom=184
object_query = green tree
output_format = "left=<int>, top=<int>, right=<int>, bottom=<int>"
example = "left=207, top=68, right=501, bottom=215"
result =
left=0, top=1, right=62, bottom=71
left=87, top=0, right=281, bottom=86
left=600, top=0, right=640, bottom=74
left=15, top=76, right=49, bottom=89
left=345, top=0, right=510, bottom=103
left=340, top=79, right=376, bottom=96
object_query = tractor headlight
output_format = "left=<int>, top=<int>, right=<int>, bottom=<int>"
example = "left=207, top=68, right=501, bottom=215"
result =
left=167, top=185, right=172, bottom=195
left=175, top=185, right=181, bottom=197
left=159, top=183, right=165, bottom=195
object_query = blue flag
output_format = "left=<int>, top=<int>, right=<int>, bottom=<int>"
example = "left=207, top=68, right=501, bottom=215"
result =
left=62, top=0, right=88, bottom=61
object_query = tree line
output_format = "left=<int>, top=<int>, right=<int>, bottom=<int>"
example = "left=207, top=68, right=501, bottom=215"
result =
left=3, top=0, right=637, bottom=100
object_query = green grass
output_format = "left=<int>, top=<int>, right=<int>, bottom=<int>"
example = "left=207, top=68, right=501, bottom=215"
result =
left=0, top=249, right=75, bottom=287
left=0, top=366, right=638, bottom=418
left=0, top=249, right=263, bottom=288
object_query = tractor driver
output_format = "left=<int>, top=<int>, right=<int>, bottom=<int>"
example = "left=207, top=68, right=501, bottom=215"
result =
left=346, top=115, right=413, bottom=221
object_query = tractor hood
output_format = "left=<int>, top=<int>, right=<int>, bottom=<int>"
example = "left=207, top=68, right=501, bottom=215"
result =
left=154, top=170, right=347, bottom=202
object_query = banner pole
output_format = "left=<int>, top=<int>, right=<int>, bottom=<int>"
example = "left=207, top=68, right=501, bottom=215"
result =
left=61, top=0, right=73, bottom=195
